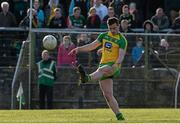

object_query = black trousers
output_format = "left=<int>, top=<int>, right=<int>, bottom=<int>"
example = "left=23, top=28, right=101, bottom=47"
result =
left=39, top=84, right=53, bottom=109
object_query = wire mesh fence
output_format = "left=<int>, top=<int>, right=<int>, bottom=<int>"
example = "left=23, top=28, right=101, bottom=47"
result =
left=0, top=28, right=180, bottom=109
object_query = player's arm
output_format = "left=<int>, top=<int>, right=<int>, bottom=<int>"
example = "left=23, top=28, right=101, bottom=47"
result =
left=114, top=48, right=126, bottom=67
left=78, top=40, right=101, bottom=52
left=68, top=40, right=101, bottom=55
left=113, top=36, right=127, bottom=68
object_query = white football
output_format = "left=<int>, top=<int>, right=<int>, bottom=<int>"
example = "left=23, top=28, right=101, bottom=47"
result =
left=43, top=35, right=57, bottom=50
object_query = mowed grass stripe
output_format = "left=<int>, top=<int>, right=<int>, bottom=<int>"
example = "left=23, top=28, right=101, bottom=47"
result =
left=0, top=109, right=180, bottom=123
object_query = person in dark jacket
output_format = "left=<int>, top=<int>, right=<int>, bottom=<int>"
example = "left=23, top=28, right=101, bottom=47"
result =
left=19, top=8, right=38, bottom=28
left=86, top=7, right=101, bottom=28
left=48, top=7, right=66, bottom=28
left=151, top=8, right=169, bottom=30
left=0, top=1, right=17, bottom=27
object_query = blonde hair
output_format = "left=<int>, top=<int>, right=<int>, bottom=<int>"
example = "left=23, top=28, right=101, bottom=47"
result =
left=54, top=7, right=61, bottom=13
left=88, top=7, right=96, bottom=16
left=108, top=6, right=114, bottom=11
left=42, top=50, right=49, bottom=55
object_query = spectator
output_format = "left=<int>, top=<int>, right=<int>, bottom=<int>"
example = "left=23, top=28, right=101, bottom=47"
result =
left=77, top=34, right=90, bottom=66
left=57, top=35, right=76, bottom=68
left=0, top=1, right=17, bottom=27
left=131, top=38, right=144, bottom=66
left=169, top=9, right=179, bottom=26
left=109, top=0, right=124, bottom=17
left=13, top=0, right=28, bottom=24
left=0, top=2, right=17, bottom=66
left=129, top=2, right=143, bottom=28
left=101, top=7, right=117, bottom=29
left=44, top=0, right=61, bottom=26
left=143, top=20, right=155, bottom=33
left=143, top=19, right=162, bottom=46
left=102, top=0, right=111, bottom=7
left=164, top=0, right=180, bottom=16
left=36, top=50, right=56, bottom=109
left=59, top=0, right=71, bottom=18
left=120, top=19, right=133, bottom=33
left=19, top=8, right=39, bottom=28
left=119, top=4, right=135, bottom=28
left=69, top=0, right=90, bottom=19
left=157, top=38, right=170, bottom=66
left=38, top=0, right=49, bottom=11
left=33, top=0, right=45, bottom=28
left=152, top=38, right=170, bottom=67
left=143, top=20, right=161, bottom=68
left=172, top=10, right=180, bottom=29
left=119, top=19, right=134, bottom=67
left=48, top=8, right=66, bottom=28
left=158, top=38, right=169, bottom=55
left=151, top=8, right=169, bottom=30
left=89, top=34, right=100, bottom=66
left=67, top=7, right=86, bottom=28
left=86, top=7, right=101, bottom=28
left=93, top=0, right=108, bottom=21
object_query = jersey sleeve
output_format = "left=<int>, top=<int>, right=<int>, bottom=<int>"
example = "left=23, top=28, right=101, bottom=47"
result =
left=96, top=33, right=104, bottom=43
left=118, top=35, right=128, bottom=50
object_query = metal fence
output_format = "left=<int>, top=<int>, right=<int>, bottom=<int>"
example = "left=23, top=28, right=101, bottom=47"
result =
left=0, top=28, right=180, bottom=109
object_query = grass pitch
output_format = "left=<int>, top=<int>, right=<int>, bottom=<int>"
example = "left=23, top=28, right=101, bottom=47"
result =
left=0, top=108, right=180, bottom=123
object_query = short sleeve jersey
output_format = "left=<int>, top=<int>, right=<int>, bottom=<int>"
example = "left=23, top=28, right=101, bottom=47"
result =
left=69, top=15, right=86, bottom=28
left=97, top=31, right=127, bottom=64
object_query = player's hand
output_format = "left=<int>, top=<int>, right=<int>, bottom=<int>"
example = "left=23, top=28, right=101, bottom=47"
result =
left=68, top=47, right=79, bottom=55
left=97, top=48, right=102, bottom=56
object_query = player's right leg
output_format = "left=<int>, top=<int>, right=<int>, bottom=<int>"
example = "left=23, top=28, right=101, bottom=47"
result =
left=99, top=79, right=125, bottom=120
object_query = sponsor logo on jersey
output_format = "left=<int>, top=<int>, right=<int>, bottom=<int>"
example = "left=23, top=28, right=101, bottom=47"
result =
left=105, top=42, right=112, bottom=49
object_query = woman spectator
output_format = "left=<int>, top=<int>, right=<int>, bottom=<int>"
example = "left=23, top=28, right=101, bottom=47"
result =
left=57, top=36, right=76, bottom=68
left=143, top=20, right=161, bottom=68
left=143, top=20, right=155, bottom=33
left=119, top=4, right=135, bottom=28
left=86, top=7, right=101, bottom=28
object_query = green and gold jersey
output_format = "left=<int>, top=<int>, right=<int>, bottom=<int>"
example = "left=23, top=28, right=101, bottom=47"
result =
left=69, top=15, right=86, bottom=28
left=97, top=31, right=127, bottom=64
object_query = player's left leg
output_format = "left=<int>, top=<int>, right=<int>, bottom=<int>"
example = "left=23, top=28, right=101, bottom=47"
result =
left=99, top=79, right=125, bottom=120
